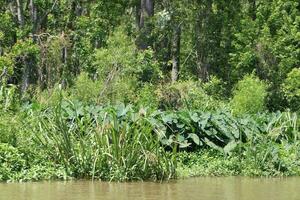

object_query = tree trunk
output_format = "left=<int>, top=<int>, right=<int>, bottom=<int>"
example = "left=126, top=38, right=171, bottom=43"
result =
left=139, top=0, right=154, bottom=29
left=136, top=0, right=154, bottom=49
left=29, top=0, right=38, bottom=36
left=135, top=3, right=141, bottom=29
left=195, top=11, right=206, bottom=81
left=21, top=57, right=30, bottom=94
left=16, top=0, right=24, bottom=27
left=171, top=25, right=181, bottom=83
left=19, top=0, right=39, bottom=93
left=195, top=0, right=212, bottom=82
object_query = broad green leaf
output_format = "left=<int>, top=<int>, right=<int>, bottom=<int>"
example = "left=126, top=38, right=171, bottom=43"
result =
left=224, top=141, right=238, bottom=155
left=204, top=138, right=223, bottom=152
left=188, top=133, right=200, bottom=145
left=179, top=140, right=191, bottom=148
left=191, top=113, right=200, bottom=122
left=178, top=135, right=185, bottom=143
left=162, top=114, right=174, bottom=123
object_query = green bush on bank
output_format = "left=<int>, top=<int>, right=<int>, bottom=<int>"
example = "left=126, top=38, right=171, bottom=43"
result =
left=0, top=143, right=66, bottom=182
left=230, top=74, right=268, bottom=115
left=282, top=68, right=300, bottom=112
left=177, top=140, right=300, bottom=178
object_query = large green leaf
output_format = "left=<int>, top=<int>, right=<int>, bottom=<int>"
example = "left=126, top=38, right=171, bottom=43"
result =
left=223, top=140, right=238, bottom=155
left=188, top=133, right=200, bottom=145
left=204, top=138, right=223, bottom=152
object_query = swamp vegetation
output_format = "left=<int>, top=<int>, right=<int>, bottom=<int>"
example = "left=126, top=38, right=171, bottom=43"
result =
left=0, top=0, right=300, bottom=182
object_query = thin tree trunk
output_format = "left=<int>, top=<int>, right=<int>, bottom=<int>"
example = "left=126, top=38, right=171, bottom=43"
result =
left=171, top=25, right=181, bottom=83
left=16, top=0, right=24, bottom=27
left=137, top=0, right=154, bottom=49
left=195, top=11, right=206, bottom=81
left=139, top=0, right=154, bottom=28
left=136, top=3, right=141, bottom=29
left=29, top=0, right=38, bottom=37
left=16, top=0, right=28, bottom=93
left=21, top=57, right=30, bottom=94
left=195, top=0, right=212, bottom=82
left=20, top=0, right=38, bottom=93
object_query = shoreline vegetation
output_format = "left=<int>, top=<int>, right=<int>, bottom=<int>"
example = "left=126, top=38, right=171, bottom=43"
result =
left=1, top=96, right=299, bottom=182
left=0, top=0, right=299, bottom=183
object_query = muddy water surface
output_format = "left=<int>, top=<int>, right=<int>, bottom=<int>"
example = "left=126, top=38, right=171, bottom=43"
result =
left=1, top=177, right=300, bottom=200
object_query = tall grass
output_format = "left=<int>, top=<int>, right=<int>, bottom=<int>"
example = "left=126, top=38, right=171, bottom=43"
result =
left=36, top=100, right=176, bottom=181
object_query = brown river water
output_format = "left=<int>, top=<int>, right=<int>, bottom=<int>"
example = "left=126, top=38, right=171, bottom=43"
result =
left=1, top=177, right=300, bottom=200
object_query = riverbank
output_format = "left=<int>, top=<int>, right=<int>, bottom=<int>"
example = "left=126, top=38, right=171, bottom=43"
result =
left=1, top=101, right=300, bottom=182
left=2, top=146, right=300, bottom=182
left=177, top=149, right=300, bottom=178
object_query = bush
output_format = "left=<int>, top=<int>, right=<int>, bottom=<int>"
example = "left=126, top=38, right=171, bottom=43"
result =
left=0, top=143, right=66, bottom=182
left=98, top=75, right=138, bottom=105
left=0, top=113, right=20, bottom=146
left=35, top=84, right=66, bottom=107
left=156, top=81, right=222, bottom=110
left=0, top=84, right=19, bottom=111
left=70, top=72, right=102, bottom=103
left=0, top=143, right=26, bottom=181
left=203, top=76, right=227, bottom=100
left=135, top=83, right=159, bottom=109
left=282, top=68, right=300, bottom=112
left=38, top=73, right=102, bottom=106
left=0, top=55, right=14, bottom=78
left=230, top=74, right=268, bottom=115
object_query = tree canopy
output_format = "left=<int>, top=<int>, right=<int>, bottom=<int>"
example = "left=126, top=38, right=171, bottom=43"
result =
left=0, top=0, right=299, bottom=111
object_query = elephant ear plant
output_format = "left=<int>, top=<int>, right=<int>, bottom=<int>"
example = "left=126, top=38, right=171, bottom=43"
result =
left=152, top=110, right=244, bottom=155
left=35, top=100, right=176, bottom=181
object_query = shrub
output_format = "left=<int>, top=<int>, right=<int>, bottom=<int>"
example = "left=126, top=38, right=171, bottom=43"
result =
left=93, top=29, right=136, bottom=79
left=98, top=75, right=138, bottom=105
left=230, top=74, right=268, bottom=115
left=135, top=83, right=159, bottom=109
left=0, top=55, right=14, bottom=78
left=93, top=28, right=162, bottom=106
left=203, top=76, right=227, bottom=100
left=0, top=144, right=26, bottom=181
left=35, top=84, right=66, bottom=107
left=70, top=72, right=102, bottom=103
left=156, top=81, right=222, bottom=110
left=282, top=68, right=300, bottom=112
left=0, top=84, right=18, bottom=111
left=136, top=49, right=162, bottom=83
left=0, top=113, right=20, bottom=146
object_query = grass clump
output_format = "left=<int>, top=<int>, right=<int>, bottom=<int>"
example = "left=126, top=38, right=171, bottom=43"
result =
left=36, top=101, right=176, bottom=181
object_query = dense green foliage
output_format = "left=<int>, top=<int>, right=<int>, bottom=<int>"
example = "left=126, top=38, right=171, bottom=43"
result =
left=0, top=0, right=300, bottom=182
left=230, top=74, right=268, bottom=115
left=0, top=0, right=298, bottom=110
left=1, top=97, right=299, bottom=182
left=37, top=101, right=176, bottom=181
left=282, top=68, right=300, bottom=111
